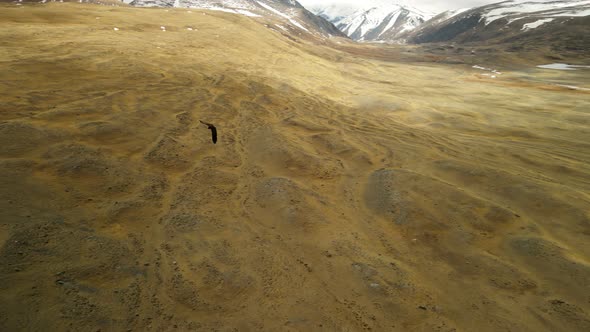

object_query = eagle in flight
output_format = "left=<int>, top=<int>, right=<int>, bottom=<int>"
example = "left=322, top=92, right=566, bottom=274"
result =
left=200, top=120, right=217, bottom=144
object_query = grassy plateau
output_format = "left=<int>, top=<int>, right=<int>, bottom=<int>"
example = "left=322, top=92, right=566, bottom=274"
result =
left=1, top=3, right=589, bottom=331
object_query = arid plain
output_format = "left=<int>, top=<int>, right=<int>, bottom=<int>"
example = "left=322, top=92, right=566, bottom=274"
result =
left=1, top=3, right=589, bottom=331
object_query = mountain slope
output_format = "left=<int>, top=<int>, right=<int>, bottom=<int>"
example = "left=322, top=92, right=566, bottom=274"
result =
left=129, top=0, right=346, bottom=37
left=405, top=0, right=590, bottom=52
left=2, top=3, right=590, bottom=332
left=307, top=2, right=432, bottom=42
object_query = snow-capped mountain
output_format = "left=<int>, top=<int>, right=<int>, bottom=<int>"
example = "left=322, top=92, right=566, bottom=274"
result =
left=306, top=1, right=433, bottom=42
left=128, top=0, right=345, bottom=37
left=405, top=0, right=590, bottom=45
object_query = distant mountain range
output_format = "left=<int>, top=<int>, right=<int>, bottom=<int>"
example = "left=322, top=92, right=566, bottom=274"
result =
left=128, top=0, right=346, bottom=38
left=304, top=0, right=590, bottom=49
left=306, top=2, right=432, bottom=42
left=396, top=0, right=590, bottom=56
left=15, top=0, right=588, bottom=50
left=405, top=0, right=590, bottom=45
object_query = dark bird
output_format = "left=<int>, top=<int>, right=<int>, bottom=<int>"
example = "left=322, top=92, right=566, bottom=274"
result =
left=200, top=120, right=217, bottom=144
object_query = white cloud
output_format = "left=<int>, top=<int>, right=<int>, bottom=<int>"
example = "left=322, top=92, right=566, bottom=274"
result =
left=298, top=0, right=500, bottom=14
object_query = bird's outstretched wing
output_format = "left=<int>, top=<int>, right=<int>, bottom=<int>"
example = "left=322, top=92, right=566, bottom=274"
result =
left=200, top=120, right=217, bottom=144
left=210, top=126, right=217, bottom=144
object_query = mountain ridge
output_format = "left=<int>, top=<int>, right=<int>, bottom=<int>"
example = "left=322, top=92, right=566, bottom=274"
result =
left=404, top=0, right=590, bottom=50
left=128, top=0, right=347, bottom=38
left=307, top=2, right=432, bottom=42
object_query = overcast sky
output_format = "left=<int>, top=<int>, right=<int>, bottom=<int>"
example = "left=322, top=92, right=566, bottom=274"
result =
left=297, top=0, right=501, bottom=14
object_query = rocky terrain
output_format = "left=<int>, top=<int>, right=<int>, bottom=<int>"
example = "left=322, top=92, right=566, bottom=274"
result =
left=1, top=2, right=590, bottom=332
left=405, top=0, right=590, bottom=54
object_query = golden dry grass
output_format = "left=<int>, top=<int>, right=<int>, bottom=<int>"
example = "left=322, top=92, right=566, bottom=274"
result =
left=1, top=3, right=589, bottom=331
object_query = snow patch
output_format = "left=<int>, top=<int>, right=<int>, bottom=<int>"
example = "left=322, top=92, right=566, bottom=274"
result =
left=473, top=65, right=503, bottom=76
left=537, top=63, right=590, bottom=70
left=135, top=1, right=260, bottom=18
left=522, top=18, right=554, bottom=30
left=275, top=24, right=289, bottom=32
left=483, top=0, right=590, bottom=25
left=235, top=9, right=261, bottom=17
left=203, top=7, right=260, bottom=17
left=552, top=8, right=590, bottom=16
left=449, top=7, right=472, bottom=19
left=557, top=84, right=590, bottom=91
left=256, top=1, right=309, bottom=32
left=378, top=11, right=402, bottom=37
